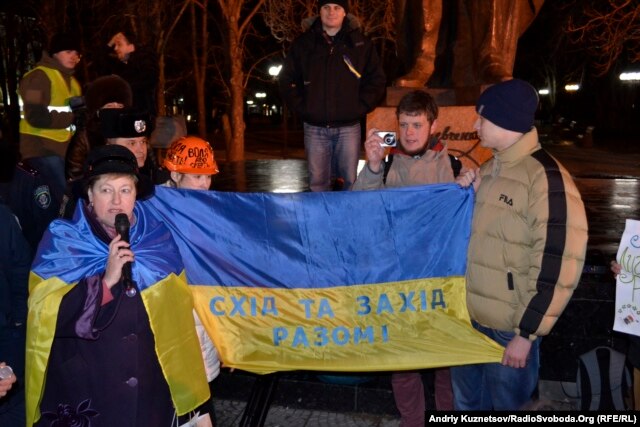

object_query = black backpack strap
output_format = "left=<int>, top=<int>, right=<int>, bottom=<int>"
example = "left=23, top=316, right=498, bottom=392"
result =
left=429, top=137, right=462, bottom=178
left=449, top=154, right=462, bottom=178
left=382, top=154, right=394, bottom=184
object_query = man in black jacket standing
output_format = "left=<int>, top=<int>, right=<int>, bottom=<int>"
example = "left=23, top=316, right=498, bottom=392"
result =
left=280, top=0, right=386, bottom=191
left=107, top=30, right=158, bottom=119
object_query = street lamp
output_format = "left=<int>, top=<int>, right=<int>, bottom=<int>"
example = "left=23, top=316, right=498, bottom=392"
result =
left=620, top=71, right=640, bottom=82
left=564, top=84, right=580, bottom=92
left=269, top=65, right=282, bottom=77
left=268, top=64, right=287, bottom=157
left=538, top=89, right=550, bottom=95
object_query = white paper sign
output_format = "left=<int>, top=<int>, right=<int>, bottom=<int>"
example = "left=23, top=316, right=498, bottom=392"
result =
left=614, top=219, right=640, bottom=337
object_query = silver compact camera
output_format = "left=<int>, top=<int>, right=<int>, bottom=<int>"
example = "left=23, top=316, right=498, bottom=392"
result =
left=376, top=131, right=397, bottom=147
left=0, top=365, right=13, bottom=380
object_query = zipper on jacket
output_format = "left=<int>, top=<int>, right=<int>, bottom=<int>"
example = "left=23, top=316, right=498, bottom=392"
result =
left=324, top=39, right=335, bottom=123
left=507, top=269, right=514, bottom=290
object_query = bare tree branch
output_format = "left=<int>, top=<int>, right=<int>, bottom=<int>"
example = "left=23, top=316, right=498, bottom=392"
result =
left=566, top=0, right=640, bottom=75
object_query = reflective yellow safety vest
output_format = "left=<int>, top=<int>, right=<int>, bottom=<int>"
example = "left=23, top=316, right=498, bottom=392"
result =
left=19, top=66, right=82, bottom=142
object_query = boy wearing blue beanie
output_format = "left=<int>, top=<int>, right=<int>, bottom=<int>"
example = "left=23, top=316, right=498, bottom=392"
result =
left=452, top=79, right=588, bottom=410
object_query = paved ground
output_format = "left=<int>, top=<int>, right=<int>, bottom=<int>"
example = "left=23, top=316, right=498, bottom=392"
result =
left=198, top=125, right=640, bottom=425
left=215, top=399, right=401, bottom=427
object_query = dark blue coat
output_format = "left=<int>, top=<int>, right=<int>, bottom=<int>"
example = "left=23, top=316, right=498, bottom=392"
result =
left=0, top=203, right=30, bottom=333
left=7, top=159, right=64, bottom=252
left=0, top=203, right=30, bottom=425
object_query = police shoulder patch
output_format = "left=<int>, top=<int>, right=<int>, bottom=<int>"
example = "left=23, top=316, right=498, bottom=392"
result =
left=34, top=185, right=51, bottom=209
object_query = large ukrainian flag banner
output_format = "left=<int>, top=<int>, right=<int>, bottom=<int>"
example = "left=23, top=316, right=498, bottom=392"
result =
left=145, top=184, right=503, bottom=374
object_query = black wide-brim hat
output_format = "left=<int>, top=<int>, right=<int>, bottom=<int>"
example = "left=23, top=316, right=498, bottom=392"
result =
left=73, top=144, right=154, bottom=200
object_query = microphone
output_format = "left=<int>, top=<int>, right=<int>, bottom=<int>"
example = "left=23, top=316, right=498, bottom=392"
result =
left=114, top=213, right=135, bottom=296
left=115, top=213, right=130, bottom=244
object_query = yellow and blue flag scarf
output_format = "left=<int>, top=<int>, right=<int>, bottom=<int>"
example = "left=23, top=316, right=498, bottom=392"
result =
left=25, top=203, right=209, bottom=426
left=145, top=184, right=504, bottom=374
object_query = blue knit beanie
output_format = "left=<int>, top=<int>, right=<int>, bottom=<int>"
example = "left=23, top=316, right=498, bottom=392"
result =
left=476, top=79, right=538, bottom=133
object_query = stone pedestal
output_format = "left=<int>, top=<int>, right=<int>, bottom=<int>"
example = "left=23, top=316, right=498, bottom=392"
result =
left=366, top=87, right=493, bottom=169
left=384, top=86, right=483, bottom=107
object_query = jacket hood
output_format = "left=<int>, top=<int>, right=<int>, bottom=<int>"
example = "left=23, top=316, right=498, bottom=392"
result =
left=301, top=14, right=362, bottom=32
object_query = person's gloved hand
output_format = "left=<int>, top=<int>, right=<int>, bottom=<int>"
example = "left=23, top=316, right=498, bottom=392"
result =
left=68, top=96, right=87, bottom=131
left=72, top=108, right=88, bottom=131
left=69, top=95, right=86, bottom=112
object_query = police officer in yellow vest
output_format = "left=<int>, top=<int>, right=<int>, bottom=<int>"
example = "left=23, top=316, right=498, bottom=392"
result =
left=19, top=33, right=82, bottom=162
left=14, top=33, right=82, bottom=250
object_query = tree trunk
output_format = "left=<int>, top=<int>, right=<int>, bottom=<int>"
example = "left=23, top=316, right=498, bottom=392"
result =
left=157, top=52, right=167, bottom=116
left=221, top=113, right=232, bottom=153
left=154, top=0, right=192, bottom=117
left=191, top=0, right=209, bottom=138
left=227, top=21, right=245, bottom=161
left=196, top=79, right=207, bottom=138
left=152, top=0, right=167, bottom=116
left=2, top=11, right=21, bottom=146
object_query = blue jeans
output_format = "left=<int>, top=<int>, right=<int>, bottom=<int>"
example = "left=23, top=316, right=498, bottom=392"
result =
left=450, top=322, right=540, bottom=410
left=303, top=122, right=361, bottom=192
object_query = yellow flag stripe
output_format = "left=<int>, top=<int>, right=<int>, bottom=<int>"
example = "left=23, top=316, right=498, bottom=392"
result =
left=141, top=272, right=210, bottom=415
left=192, top=276, right=504, bottom=374
left=25, top=273, right=75, bottom=427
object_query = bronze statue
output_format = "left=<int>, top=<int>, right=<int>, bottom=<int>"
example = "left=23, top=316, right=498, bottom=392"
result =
left=394, top=0, right=545, bottom=88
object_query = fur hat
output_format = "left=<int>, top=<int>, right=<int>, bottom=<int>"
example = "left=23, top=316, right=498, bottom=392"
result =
left=476, top=79, right=538, bottom=133
left=100, top=108, right=152, bottom=138
left=76, top=144, right=154, bottom=200
left=49, top=33, right=81, bottom=55
left=85, top=75, right=133, bottom=114
left=318, top=0, right=348, bottom=14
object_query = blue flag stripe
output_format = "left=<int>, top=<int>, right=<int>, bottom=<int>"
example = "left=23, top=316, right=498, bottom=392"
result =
left=144, top=184, right=473, bottom=289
